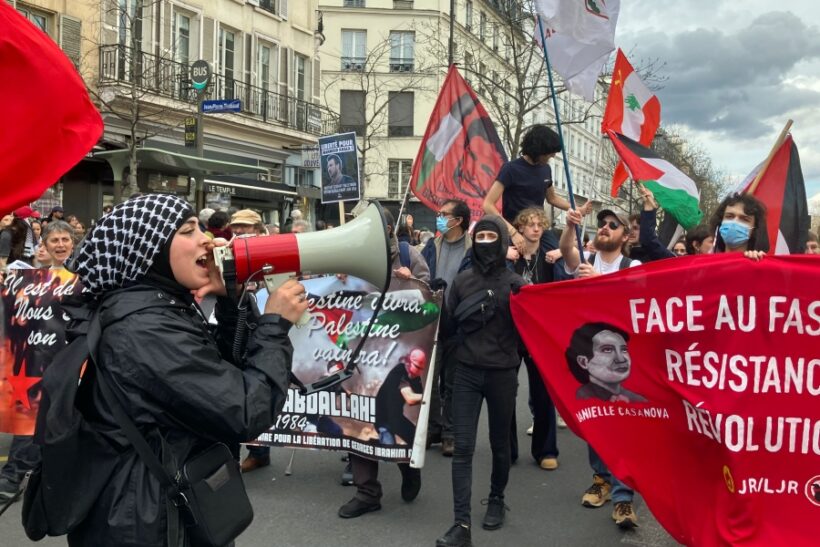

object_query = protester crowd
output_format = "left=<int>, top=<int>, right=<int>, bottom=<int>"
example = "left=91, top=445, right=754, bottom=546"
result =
left=1, top=126, right=818, bottom=547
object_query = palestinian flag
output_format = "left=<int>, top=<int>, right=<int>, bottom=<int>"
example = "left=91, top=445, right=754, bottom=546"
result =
left=0, top=3, right=102, bottom=214
left=602, top=49, right=661, bottom=197
left=608, top=131, right=702, bottom=229
left=410, top=65, right=507, bottom=222
left=745, top=135, right=810, bottom=254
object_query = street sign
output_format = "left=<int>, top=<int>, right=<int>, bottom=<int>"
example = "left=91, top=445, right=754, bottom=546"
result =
left=202, top=99, right=242, bottom=113
left=190, top=60, right=211, bottom=92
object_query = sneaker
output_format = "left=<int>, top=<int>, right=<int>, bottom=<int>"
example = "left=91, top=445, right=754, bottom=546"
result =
left=240, top=455, right=270, bottom=474
left=557, top=415, right=568, bottom=428
left=340, top=462, right=354, bottom=486
left=337, top=497, right=381, bottom=519
left=435, top=523, right=472, bottom=547
left=400, top=466, right=421, bottom=502
left=539, top=457, right=559, bottom=470
left=0, top=477, right=20, bottom=503
left=481, top=496, right=508, bottom=530
left=441, top=438, right=454, bottom=457
left=612, top=501, right=639, bottom=528
left=526, top=423, right=534, bottom=436
left=581, top=474, right=612, bottom=507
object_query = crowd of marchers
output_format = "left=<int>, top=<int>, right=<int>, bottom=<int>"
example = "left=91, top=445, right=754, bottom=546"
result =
left=1, top=126, right=818, bottom=547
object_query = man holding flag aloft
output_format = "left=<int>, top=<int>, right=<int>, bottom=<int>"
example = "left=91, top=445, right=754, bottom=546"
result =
left=483, top=125, right=592, bottom=254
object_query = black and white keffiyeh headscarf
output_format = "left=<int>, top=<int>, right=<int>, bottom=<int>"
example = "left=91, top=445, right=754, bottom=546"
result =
left=69, top=194, right=194, bottom=296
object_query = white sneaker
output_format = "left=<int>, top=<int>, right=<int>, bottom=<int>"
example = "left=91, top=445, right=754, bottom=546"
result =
left=557, top=415, right=567, bottom=429
left=526, top=423, right=534, bottom=436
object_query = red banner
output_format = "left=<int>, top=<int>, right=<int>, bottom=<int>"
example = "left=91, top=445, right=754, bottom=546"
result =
left=511, top=254, right=820, bottom=546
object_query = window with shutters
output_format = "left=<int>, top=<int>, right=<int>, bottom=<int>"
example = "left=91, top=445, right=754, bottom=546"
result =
left=341, top=30, right=366, bottom=71
left=389, top=31, right=414, bottom=72
left=493, top=23, right=499, bottom=51
left=219, top=27, right=236, bottom=99
left=388, top=92, right=413, bottom=137
left=340, top=90, right=366, bottom=135
left=388, top=160, right=413, bottom=200
left=465, top=1, right=473, bottom=32
left=259, top=0, right=287, bottom=16
left=174, top=13, right=191, bottom=65
left=294, top=54, right=307, bottom=101
left=479, top=12, right=486, bottom=41
left=59, top=16, right=82, bottom=69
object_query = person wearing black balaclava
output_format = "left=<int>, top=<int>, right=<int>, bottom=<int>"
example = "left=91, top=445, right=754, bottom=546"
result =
left=435, top=215, right=526, bottom=547
left=62, top=194, right=307, bottom=547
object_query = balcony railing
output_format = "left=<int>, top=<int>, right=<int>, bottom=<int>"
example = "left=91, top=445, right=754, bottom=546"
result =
left=341, top=56, right=366, bottom=72
left=99, top=45, right=339, bottom=136
left=389, top=59, right=414, bottom=72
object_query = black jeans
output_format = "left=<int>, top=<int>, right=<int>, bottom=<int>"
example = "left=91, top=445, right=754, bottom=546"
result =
left=524, top=355, right=558, bottom=461
left=451, top=363, right=518, bottom=525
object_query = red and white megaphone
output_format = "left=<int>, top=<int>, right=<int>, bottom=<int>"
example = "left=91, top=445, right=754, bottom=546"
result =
left=213, top=201, right=391, bottom=323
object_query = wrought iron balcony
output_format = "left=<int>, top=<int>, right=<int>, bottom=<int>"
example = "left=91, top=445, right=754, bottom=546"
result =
left=99, top=45, right=339, bottom=136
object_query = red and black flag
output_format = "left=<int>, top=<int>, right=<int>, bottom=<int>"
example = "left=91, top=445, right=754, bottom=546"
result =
left=742, top=135, right=810, bottom=254
left=0, top=3, right=102, bottom=214
left=409, top=66, right=507, bottom=222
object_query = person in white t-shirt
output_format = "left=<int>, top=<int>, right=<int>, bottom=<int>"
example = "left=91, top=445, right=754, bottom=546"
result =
left=560, top=208, right=641, bottom=277
left=558, top=206, right=642, bottom=529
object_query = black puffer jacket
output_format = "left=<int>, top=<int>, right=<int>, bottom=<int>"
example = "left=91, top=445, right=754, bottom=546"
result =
left=444, top=215, right=525, bottom=370
left=67, top=283, right=293, bottom=547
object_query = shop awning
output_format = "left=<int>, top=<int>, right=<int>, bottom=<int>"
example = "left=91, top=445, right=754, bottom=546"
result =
left=94, top=148, right=270, bottom=178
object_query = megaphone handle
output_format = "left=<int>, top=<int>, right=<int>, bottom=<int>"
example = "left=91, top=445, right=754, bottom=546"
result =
left=263, top=273, right=310, bottom=327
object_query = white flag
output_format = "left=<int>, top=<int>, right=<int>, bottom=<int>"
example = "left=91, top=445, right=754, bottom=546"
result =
left=534, top=0, right=621, bottom=101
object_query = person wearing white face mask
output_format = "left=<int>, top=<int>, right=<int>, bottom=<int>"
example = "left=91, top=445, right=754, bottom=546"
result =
left=709, top=193, right=769, bottom=261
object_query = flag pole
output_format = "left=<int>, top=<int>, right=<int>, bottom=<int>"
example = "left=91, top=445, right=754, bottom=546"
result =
left=747, top=119, right=793, bottom=195
left=536, top=17, right=585, bottom=257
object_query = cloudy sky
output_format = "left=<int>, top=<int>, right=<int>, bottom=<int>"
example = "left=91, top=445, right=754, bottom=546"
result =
left=615, top=0, right=820, bottom=199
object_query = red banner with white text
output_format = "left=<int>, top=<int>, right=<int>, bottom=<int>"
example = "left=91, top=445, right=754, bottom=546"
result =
left=511, top=254, right=820, bottom=546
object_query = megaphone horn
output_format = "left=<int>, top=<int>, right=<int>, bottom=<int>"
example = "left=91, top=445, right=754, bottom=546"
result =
left=214, top=201, right=391, bottom=294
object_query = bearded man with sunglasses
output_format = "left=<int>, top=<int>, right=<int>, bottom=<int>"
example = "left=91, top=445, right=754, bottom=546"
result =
left=558, top=207, right=642, bottom=530
left=561, top=209, right=641, bottom=276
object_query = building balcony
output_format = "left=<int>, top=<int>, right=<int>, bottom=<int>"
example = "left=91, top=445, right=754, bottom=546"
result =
left=99, top=45, right=339, bottom=137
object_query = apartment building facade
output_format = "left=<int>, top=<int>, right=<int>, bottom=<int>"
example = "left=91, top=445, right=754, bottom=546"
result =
left=9, top=0, right=337, bottom=225
left=319, top=0, right=621, bottom=230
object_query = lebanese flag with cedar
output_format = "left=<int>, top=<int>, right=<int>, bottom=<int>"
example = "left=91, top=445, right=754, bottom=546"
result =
left=0, top=3, right=102, bottom=214
left=602, top=49, right=661, bottom=197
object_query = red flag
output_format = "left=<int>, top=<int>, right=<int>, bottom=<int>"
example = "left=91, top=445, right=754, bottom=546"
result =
left=0, top=4, right=103, bottom=214
left=409, top=66, right=507, bottom=222
left=511, top=254, right=820, bottom=546
left=602, top=49, right=661, bottom=197
left=746, top=135, right=810, bottom=254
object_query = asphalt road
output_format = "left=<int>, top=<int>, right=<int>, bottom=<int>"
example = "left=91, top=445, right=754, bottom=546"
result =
left=0, top=369, right=680, bottom=547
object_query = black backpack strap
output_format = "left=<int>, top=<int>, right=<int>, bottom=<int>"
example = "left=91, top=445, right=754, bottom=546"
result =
left=453, top=288, right=493, bottom=323
left=618, top=256, right=633, bottom=270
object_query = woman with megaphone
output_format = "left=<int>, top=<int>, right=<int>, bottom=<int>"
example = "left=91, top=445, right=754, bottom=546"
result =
left=61, top=194, right=307, bottom=546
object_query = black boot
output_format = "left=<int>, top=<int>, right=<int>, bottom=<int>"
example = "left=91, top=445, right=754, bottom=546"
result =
left=481, top=496, right=508, bottom=530
left=435, top=523, right=472, bottom=547
left=400, top=465, right=421, bottom=502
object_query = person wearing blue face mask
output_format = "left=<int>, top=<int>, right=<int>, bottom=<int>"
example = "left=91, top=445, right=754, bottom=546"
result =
left=421, top=199, right=473, bottom=455
left=709, top=193, right=770, bottom=261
